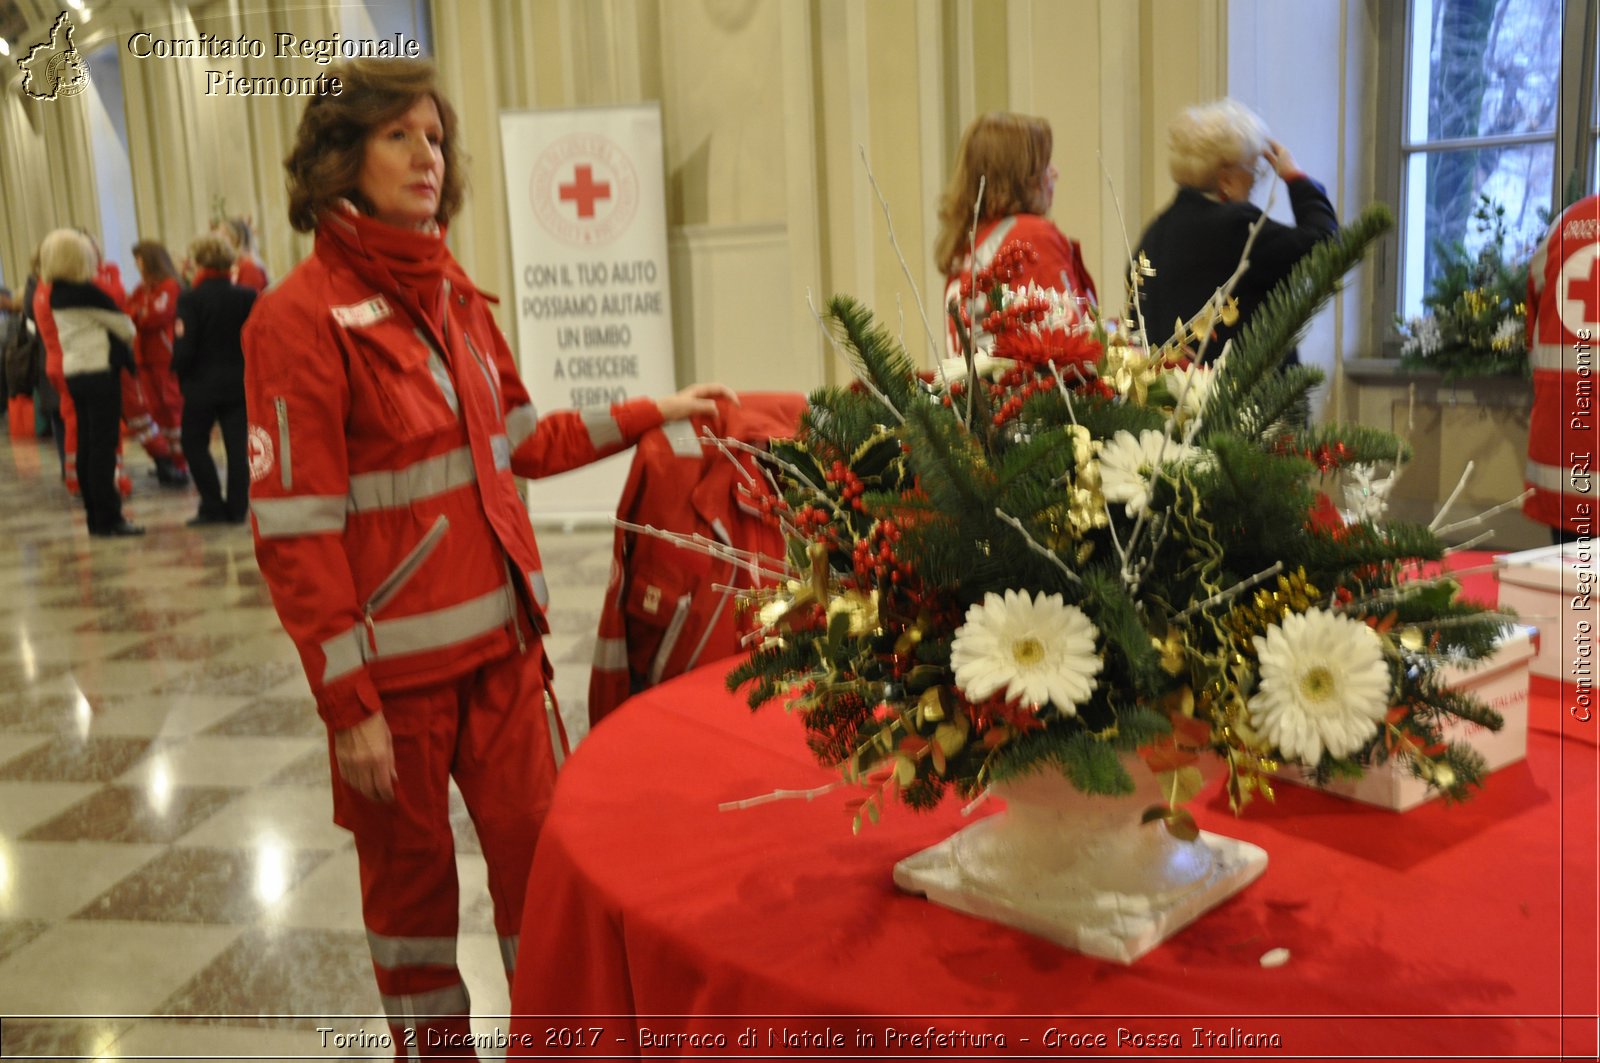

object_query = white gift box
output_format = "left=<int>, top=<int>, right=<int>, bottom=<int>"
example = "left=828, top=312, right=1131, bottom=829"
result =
left=1278, top=628, right=1533, bottom=812
left=1497, top=543, right=1598, bottom=681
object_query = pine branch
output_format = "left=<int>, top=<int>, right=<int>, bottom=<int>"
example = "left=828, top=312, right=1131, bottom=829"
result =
left=1208, top=204, right=1395, bottom=436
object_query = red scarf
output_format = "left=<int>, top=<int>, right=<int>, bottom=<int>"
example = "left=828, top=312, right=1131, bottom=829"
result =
left=316, top=204, right=475, bottom=330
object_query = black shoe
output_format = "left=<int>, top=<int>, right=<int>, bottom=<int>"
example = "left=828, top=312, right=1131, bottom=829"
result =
left=91, top=521, right=145, bottom=538
left=187, top=512, right=230, bottom=527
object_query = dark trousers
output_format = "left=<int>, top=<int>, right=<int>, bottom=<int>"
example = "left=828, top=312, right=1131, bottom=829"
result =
left=181, top=388, right=249, bottom=520
left=65, top=371, right=124, bottom=532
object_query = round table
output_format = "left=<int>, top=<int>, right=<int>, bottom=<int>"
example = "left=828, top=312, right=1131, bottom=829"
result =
left=507, top=655, right=1596, bottom=1060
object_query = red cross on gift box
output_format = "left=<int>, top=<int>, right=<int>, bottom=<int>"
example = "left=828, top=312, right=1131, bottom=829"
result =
left=559, top=164, right=612, bottom=219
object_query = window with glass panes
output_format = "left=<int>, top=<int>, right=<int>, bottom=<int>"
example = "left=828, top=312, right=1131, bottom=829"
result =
left=1378, top=0, right=1596, bottom=327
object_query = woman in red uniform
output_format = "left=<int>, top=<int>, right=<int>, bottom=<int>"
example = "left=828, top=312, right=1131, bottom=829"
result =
left=243, top=59, right=730, bottom=1056
left=935, top=112, right=1099, bottom=358
left=129, top=240, right=187, bottom=484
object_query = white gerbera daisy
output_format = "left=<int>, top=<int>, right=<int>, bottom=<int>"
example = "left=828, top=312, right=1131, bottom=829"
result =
left=1096, top=429, right=1200, bottom=517
left=949, top=589, right=1102, bottom=714
left=1248, top=609, right=1391, bottom=763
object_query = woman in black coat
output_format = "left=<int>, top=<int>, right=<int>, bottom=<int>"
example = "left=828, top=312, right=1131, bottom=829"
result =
left=1136, top=98, right=1339, bottom=365
left=173, top=234, right=257, bottom=525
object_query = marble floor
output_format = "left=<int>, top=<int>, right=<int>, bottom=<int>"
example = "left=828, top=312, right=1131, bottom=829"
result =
left=0, top=426, right=617, bottom=1060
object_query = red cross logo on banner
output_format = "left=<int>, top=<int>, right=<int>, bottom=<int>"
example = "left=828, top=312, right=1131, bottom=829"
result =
left=559, top=165, right=612, bottom=219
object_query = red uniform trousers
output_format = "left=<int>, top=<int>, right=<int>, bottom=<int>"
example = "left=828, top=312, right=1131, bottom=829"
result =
left=330, top=642, right=565, bottom=1059
left=137, top=342, right=186, bottom=469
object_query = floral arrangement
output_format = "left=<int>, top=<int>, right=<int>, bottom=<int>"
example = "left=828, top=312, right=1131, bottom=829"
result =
left=728, top=203, right=1511, bottom=834
left=1397, top=195, right=1533, bottom=379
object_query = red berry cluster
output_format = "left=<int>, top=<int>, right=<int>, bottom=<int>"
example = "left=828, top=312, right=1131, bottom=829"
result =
left=956, top=244, right=1041, bottom=306
left=991, top=376, right=1059, bottom=426
left=851, top=520, right=914, bottom=586
left=825, top=460, right=868, bottom=511
left=794, top=503, right=832, bottom=532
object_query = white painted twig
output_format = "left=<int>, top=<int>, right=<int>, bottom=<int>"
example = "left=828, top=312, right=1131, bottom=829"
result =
left=1429, top=460, right=1475, bottom=532
left=1176, top=561, right=1285, bottom=622
left=993, top=508, right=1084, bottom=585
left=719, top=781, right=849, bottom=811
left=860, top=144, right=943, bottom=371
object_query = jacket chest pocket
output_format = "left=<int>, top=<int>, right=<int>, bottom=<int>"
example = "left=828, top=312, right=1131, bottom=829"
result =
left=345, top=325, right=461, bottom=443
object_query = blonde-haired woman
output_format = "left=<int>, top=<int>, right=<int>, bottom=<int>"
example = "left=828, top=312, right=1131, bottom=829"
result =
left=39, top=229, right=140, bottom=536
left=1135, top=98, right=1338, bottom=364
left=935, top=112, right=1098, bottom=356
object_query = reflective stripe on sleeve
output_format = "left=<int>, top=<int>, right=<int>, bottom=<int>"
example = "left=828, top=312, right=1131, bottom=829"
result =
left=372, top=588, right=515, bottom=660
left=367, top=931, right=458, bottom=971
left=379, top=980, right=471, bottom=1025
left=347, top=447, right=476, bottom=512
left=528, top=568, right=549, bottom=610
left=319, top=586, right=517, bottom=686
left=491, top=434, right=511, bottom=472
left=593, top=636, right=628, bottom=671
left=321, top=626, right=366, bottom=685
left=1526, top=458, right=1583, bottom=493
left=582, top=409, right=623, bottom=450
left=1531, top=340, right=1594, bottom=374
left=251, top=495, right=348, bottom=537
left=504, top=403, right=538, bottom=448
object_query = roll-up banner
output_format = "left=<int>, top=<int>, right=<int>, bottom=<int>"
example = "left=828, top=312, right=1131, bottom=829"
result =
left=499, top=103, right=678, bottom=522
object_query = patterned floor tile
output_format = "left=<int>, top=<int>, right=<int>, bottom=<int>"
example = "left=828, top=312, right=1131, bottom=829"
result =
left=116, top=735, right=320, bottom=789
left=0, top=780, right=102, bottom=836
left=0, top=840, right=164, bottom=920
left=22, top=785, right=241, bottom=844
left=176, top=785, right=349, bottom=851
left=0, top=917, right=51, bottom=963
left=267, top=747, right=335, bottom=788
left=0, top=920, right=241, bottom=1014
left=74, top=845, right=334, bottom=924
left=78, top=693, right=254, bottom=739
left=269, top=849, right=364, bottom=932
left=0, top=1019, right=137, bottom=1060
left=150, top=660, right=304, bottom=696
left=0, top=734, right=154, bottom=782
left=155, top=926, right=380, bottom=1024
left=107, top=633, right=243, bottom=662
left=202, top=697, right=325, bottom=738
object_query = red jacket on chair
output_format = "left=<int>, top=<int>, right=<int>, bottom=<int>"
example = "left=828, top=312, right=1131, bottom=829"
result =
left=589, top=392, right=807, bottom=727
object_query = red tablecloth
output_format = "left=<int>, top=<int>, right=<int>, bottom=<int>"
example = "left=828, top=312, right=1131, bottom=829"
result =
left=510, top=563, right=1598, bottom=1062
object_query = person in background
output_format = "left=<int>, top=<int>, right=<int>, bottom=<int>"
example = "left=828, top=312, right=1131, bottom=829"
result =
left=243, top=58, right=733, bottom=1055
left=1524, top=192, right=1600, bottom=545
left=129, top=240, right=189, bottom=485
left=1134, top=98, right=1338, bottom=365
left=173, top=234, right=255, bottom=526
left=39, top=229, right=141, bottom=537
left=216, top=216, right=270, bottom=292
left=935, top=111, right=1099, bottom=359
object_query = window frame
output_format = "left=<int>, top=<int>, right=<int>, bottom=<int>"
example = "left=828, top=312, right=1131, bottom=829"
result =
left=1373, top=0, right=1598, bottom=355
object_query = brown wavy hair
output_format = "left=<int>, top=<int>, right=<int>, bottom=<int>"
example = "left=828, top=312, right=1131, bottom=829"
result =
left=132, top=240, right=178, bottom=283
left=285, top=59, right=465, bottom=233
left=933, top=113, right=1053, bottom=274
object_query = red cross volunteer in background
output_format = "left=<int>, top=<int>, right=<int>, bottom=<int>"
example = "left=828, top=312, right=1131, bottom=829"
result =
left=1526, top=193, right=1600, bottom=542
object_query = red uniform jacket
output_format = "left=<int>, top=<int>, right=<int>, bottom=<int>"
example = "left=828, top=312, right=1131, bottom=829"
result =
left=1525, top=194, right=1600, bottom=534
left=243, top=209, right=663, bottom=731
left=128, top=276, right=179, bottom=368
left=943, top=213, right=1099, bottom=357
left=588, top=392, right=806, bottom=727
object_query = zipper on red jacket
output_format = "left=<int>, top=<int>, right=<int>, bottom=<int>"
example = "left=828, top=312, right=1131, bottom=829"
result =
left=273, top=397, right=292, bottom=489
left=362, top=514, right=450, bottom=650
left=503, top=558, right=528, bottom=654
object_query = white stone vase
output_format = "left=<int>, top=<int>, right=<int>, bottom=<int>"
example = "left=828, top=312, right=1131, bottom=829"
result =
left=893, top=760, right=1267, bottom=963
